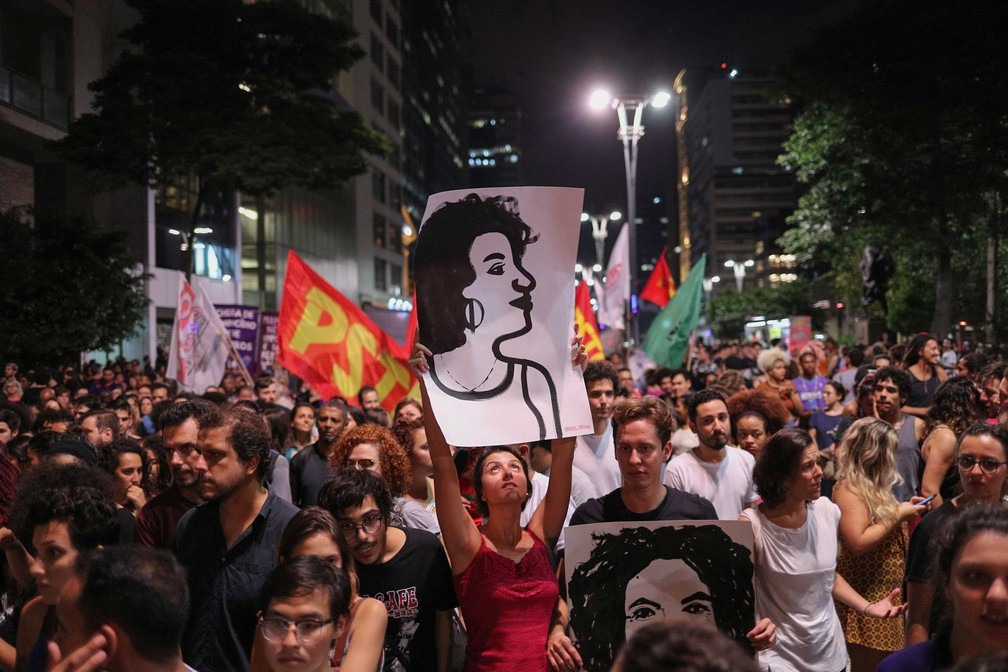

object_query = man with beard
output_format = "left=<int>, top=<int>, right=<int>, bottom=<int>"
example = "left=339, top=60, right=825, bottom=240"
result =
left=872, top=366, right=926, bottom=502
left=173, top=405, right=298, bottom=672
left=135, top=400, right=215, bottom=548
left=289, top=400, right=348, bottom=507
left=664, top=389, right=759, bottom=519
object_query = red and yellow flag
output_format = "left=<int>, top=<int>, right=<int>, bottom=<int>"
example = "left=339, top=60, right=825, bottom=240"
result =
left=278, top=251, right=419, bottom=412
left=640, top=247, right=676, bottom=308
left=574, top=280, right=605, bottom=362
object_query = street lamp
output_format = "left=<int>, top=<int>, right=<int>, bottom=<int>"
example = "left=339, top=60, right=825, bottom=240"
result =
left=580, top=210, right=622, bottom=270
left=724, top=259, right=755, bottom=292
left=589, top=88, right=670, bottom=343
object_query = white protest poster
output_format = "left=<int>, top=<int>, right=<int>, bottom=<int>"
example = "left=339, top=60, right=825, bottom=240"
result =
left=166, top=276, right=231, bottom=392
left=564, top=520, right=756, bottom=672
left=414, top=187, right=593, bottom=446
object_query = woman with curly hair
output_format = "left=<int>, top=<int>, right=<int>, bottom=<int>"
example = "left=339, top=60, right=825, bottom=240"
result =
left=567, top=524, right=756, bottom=672
left=754, top=349, right=805, bottom=427
left=726, top=388, right=791, bottom=461
left=920, top=377, right=981, bottom=508
left=833, top=418, right=930, bottom=671
left=329, top=424, right=439, bottom=534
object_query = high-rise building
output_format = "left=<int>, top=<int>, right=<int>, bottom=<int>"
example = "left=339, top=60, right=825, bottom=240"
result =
left=674, top=67, right=798, bottom=289
left=468, top=86, right=523, bottom=188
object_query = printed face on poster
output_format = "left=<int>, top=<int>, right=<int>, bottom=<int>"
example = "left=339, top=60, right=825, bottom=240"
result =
left=564, top=520, right=755, bottom=672
left=414, top=187, right=593, bottom=446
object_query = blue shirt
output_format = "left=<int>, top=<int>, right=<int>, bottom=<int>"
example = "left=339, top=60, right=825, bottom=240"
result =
left=173, top=488, right=298, bottom=672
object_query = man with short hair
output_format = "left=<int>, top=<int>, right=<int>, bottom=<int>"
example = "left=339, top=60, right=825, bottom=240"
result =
left=50, top=546, right=194, bottom=672
left=319, top=469, right=455, bottom=672
left=977, top=362, right=1006, bottom=422
left=873, top=367, right=926, bottom=502
left=135, top=400, right=214, bottom=548
left=572, top=362, right=622, bottom=499
left=358, top=385, right=380, bottom=410
left=289, top=400, right=347, bottom=507
left=0, top=410, right=19, bottom=451
left=79, top=410, right=119, bottom=453
left=616, top=368, right=639, bottom=398
left=793, top=351, right=828, bottom=415
left=665, top=389, right=759, bottom=519
left=151, top=383, right=171, bottom=404
left=173, top=405, right=298, bottom=672
left=254, top=376, right=276, bottom=405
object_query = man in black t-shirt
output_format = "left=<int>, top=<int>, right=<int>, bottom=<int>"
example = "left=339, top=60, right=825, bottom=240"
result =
left=320, top=469, right=456, bottom=672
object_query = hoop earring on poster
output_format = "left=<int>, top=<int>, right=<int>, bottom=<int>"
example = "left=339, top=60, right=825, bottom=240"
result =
left=465, top=298, right=485, bottom=331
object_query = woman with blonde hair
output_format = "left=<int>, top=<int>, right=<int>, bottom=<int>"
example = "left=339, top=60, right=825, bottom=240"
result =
left=833, top=417, right=929, bottom=672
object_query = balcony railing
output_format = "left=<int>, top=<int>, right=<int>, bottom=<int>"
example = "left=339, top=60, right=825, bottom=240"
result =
left=0, top=66, right=70, bottom=130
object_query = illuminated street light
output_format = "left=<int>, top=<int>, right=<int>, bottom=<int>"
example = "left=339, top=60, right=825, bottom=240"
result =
left=588, top=88, right=671, bottom=342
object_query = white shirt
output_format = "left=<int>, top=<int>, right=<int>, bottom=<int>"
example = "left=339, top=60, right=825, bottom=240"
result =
left=671, top=427, right=700, bottom=456
left=521, top=472, right=576, bottom=552
left=572, top=423, right=621, bottom=499
left=663, top=446, right=758, bottom=519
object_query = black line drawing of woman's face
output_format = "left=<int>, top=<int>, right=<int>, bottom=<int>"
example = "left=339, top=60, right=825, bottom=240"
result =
left=463, top=231, right=536, bottom=345
left=623, top=558, right=714, bottom=639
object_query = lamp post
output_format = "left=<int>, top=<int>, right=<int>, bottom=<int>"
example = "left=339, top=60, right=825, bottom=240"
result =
left=724, top=259, right=755, bottom=292
left=580, top=210, right=622, bottom=270
left=590, top=88, right=670, bottom=344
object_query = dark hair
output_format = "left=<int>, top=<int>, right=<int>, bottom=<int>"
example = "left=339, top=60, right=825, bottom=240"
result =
left=726, top=389, right=790, bottom=440
left=933, top=505, right=1008, bottom=629
left=141, top=435, right=172, bottom=494
left=687, top=389, right=728, bottom=425
left=12, top=463, right=118, bottom=551
left=100, top=438, right=148, bottom=486
left=414, top=193, right=538, bottom=354
left=31, top=408, right=75, bottom=433
left=0, top=409, right=20, bottom=434
left=610, top=396, right=674, bottom=447
left=926, top=377, right=980, bottom=438
left=81, top=410, right=120, bottom=444
left=77, top=546, right=190, bottom=663
left=874, top=366, right=912, bottom=402
left=262, top=404, right=291, bottom=452
left=471, top=445, right=532, bottom=519
left=289, top=402, right=316, bottom=424
left=845, top=347, right=865, bottom=368
left=824, top=380, right=846, bottom=400
left=156, top=398, right=217, bottom=432
left=260, top=556, right=351, bottom=625
left=392, top=417, right=424, bottom=454
left=318, top=468, right=394, bottom=525
left=254, top=376, right=274, bottom=393
left=614, top=622, right=759, bottom=672
left=201, top=406, right=272, bottom=481
left=357, top=386, right=377, bottom=406
left=329, top=424, right=411, bottom=496
left=902, top=333, right=938, bottom=369
left=363, top=406, right=391, bottom=427
left=278, top=506, right=359, bottom=595
left=959, top=353, right=990, bottom=379
left=568, top=524, right=755, bottom=670
left=957, top=423, right=1008, bottom=460
left=979, top=362, right=1008, bottom=386
left=584, top=361, right=620, bottom=389
left=752, top=428, right=816, bottom=508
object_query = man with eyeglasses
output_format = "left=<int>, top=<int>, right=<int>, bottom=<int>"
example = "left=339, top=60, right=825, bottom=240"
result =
left=290, top=400, right=348, bottom=507
left=173, top=405, right=298, bottom=672
left=904, top=423, right=1008, bottom=646
left=319, top=468, right=455, bottom=672
left=136, top=400, right=215, bottom=548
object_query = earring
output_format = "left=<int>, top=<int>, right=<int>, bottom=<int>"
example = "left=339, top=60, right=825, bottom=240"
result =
left=464, top=298, right=485, bottom=331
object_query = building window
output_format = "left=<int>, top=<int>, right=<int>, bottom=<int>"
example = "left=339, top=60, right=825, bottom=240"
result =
left=370, top=33, right=384, bottom=70
left=372, top=169, right=386, bottom=204
left=386, top=58, right=400, bottom=89
left=385, top=19, right=399, bottom=49
left=389, top=183, right=402, bottom=210
left=390, top=263, right=402, bottom=293
left=374, top=258, right=388, bottom=291
left=369, top=0, right=382, bottom=23
left=387, top=100, right=400, bottom=128
left=370, top=78, right=384, bottom=114
left=373, top=213, right=386, bottom=249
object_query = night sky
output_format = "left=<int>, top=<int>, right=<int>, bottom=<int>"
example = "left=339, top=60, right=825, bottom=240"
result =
left=468, top=0, right=861, bottom=264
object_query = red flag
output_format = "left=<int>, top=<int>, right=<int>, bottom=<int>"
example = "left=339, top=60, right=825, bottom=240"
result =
left=278, top=251, right=419, bottom=412
left=640, top=248, right=677, bottom=307
left=574, top=280, right=606, bottom=362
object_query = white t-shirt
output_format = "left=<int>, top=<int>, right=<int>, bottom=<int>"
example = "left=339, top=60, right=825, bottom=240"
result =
left=663, top=446, right=758, bottom=519
left=742, top=498, right=847, bottom=672
left=572, top=423, right=620, bottom=499
left=521, top=472, right=576, bottom=552
left=671, top=427, right=700, bottom=456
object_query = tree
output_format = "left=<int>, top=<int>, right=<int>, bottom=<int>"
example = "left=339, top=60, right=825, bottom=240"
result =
left=777, top=0, right=1008, bottom=338
left=0, top=208, right=148, bottom=366
left=57, top=0, right=388, bottom=279
left=706, top=281, right=825, bottom=340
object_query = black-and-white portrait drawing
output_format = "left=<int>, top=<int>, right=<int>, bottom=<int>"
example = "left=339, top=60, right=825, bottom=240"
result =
left=565, top=521, right=755, bottom=672
left=414, top=187, right=593, bottom=446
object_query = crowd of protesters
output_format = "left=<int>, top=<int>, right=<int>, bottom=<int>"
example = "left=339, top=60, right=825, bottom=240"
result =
left=0, top=329, right=1004, bottom=672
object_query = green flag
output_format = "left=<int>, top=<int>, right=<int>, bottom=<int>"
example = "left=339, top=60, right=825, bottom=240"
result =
left=643, top=254, right=707, bottom=367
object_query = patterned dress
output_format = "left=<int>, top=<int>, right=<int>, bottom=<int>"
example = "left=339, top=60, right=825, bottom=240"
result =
left=835, top=518, right=908, bottom=651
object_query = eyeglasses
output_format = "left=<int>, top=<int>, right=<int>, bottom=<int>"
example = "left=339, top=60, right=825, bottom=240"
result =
left=337, top=513, right=383, bottom=540
left=257, top=614, right=335, bottom=643
left=344, top=458, right=375, bottom=470
left=956, top=455, right=1008, bottom=474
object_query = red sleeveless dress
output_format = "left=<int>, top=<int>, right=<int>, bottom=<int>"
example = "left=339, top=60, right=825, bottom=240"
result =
left=453, top=530, right=559, bottom=671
